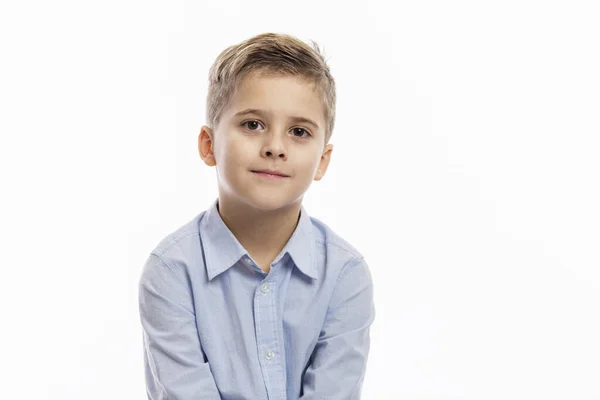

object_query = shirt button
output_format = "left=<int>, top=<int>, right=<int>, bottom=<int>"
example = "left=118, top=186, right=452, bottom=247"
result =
left=260, top=282, right=270, bottom=294
left=244, top=256, right=253, bottom=265
left=265, top=349, right=275, bottom=360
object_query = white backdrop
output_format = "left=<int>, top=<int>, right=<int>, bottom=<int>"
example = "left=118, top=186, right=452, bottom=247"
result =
left=1, top=0, right=599, bottom=398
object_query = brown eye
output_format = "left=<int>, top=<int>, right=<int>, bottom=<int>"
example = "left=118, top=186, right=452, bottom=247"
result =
left=291, top=127, right=311, bottom=138
left=242, top=120, right=263, bottom=130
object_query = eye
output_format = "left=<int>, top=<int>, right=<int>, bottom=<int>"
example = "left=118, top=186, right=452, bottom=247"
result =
left=291, top=127, right=311, bottom=139
left=241, top=120, right=264, bottom=130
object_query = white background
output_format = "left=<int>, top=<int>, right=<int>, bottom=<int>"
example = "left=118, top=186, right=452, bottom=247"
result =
left=1, top=0, right=599, bottom=398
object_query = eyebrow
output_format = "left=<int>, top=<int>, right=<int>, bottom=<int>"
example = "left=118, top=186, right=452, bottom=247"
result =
left=233, top=108, right=320, bottom=130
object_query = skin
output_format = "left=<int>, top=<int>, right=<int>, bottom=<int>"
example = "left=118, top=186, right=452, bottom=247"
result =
left=198, top=71, right=333, bottom=273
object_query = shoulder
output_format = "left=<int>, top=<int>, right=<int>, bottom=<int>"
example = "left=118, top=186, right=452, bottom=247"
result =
left=308, top=214, right=364, bottom=266
left=307, top=215, right=373, bottom=303
left=146, top=210, right=207, bottom=267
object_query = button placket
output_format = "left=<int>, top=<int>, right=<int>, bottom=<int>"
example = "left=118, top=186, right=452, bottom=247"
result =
left=253, top=266, right=284, bottom=398
left=260, top=282, right=270, bottom=294
left=265, top=349, right=275, bottom=361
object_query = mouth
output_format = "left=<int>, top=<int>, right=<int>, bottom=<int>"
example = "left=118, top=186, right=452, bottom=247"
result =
left=251, top=170, right=290, bottom=179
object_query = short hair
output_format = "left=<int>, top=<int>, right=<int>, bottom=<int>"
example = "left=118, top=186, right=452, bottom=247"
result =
left=205, top=32, right=336, bottom=144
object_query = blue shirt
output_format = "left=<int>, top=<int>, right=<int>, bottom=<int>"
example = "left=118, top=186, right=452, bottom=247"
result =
left=138, top=198, right=375, bottom=399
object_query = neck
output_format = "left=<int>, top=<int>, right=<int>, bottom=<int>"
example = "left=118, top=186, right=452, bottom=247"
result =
left=216, top=194, right=302, bottom=262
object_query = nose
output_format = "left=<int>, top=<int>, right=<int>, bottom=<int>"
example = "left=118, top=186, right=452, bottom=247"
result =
left=261, top=132, right=287, bottom=160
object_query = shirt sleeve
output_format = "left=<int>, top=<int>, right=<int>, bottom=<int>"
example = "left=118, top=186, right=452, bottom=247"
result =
left=300, top=256, right=376, bottom=400
left=138, top=253, right=222, bottom=400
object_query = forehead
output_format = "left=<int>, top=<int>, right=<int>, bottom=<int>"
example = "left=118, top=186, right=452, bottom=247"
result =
left=225, top=72, right=325, bottom=128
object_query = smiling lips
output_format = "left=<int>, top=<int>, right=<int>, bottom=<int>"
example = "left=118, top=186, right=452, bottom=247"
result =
left=251, top=169, right=290, bottom=179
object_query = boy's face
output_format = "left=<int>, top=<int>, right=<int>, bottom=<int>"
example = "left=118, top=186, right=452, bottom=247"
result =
left=199, top=72, right=333, bottom=212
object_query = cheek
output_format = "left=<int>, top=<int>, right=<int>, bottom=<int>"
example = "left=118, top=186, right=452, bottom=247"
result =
left=216, top=138, right=247, bottom=166
left=296, top=155, right=321, bottom=178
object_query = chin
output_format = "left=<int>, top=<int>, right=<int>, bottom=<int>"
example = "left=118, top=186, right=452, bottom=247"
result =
left=247, top=198, right=291, bottom=212
left=242, top=191, right=302, bottom=212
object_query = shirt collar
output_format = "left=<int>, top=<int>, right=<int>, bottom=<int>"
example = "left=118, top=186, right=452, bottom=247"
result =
left=199, top=198, right=318, bottom=281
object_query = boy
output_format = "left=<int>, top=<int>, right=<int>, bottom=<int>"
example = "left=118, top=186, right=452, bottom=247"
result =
left=138, top=32, right=375, bottom=400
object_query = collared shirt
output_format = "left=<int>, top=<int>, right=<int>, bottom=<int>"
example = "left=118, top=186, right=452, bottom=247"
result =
left=138, top=198, right=375, bottom=400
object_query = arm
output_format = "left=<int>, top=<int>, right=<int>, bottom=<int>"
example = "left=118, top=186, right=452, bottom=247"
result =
left=138, top=254, right=222, bottom=400
left=300, top=257, right=376, bottom=400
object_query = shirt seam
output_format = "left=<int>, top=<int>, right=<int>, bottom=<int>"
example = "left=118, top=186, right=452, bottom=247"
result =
left=315, top=238, right=362, bottom=260
left=323, top=256, right=365, bottom=320
left=152, top=230, right=201, bottom=258
left=149, top=252, right=189, bottom=290
left=337, top=256, right=365, bottom=282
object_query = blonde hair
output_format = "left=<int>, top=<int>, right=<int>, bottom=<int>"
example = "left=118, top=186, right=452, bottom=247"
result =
left=205, top=32, right=336, bottom=143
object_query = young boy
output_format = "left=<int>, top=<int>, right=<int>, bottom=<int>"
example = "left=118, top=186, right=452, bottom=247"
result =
left=138, top=32, right=375, bottom=400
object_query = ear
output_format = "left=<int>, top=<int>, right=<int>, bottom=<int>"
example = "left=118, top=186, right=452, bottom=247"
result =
left=314, top=143, right=333, bottom=181
left=198, top=125, right=216, bottom=167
